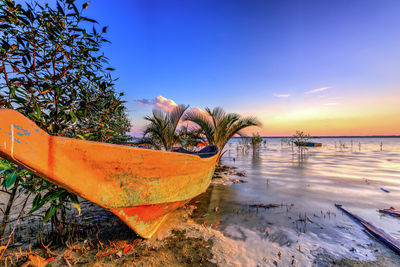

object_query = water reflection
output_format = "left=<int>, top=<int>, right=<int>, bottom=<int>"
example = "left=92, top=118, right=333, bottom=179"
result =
left=196, top=137, right=400, bottom=263
left=251, top=149, right=261, bottom=168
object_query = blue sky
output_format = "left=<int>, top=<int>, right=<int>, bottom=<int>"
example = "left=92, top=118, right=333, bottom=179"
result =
left=83, top=0, right=400, bottom=136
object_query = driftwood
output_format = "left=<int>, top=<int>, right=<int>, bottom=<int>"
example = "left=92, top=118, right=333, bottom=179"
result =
left=380, top=188, right=390, bottom=193
left=335, top=204, right=400, bottom=255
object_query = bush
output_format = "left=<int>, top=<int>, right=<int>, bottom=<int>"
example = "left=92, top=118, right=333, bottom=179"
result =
left=0, top=0, right=131, bottom=240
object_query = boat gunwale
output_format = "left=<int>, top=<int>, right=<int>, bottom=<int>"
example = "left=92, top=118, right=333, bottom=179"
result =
left=54, top=135, right=219, bottom=161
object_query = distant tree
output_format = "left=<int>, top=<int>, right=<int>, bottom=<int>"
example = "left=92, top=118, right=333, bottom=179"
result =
left=291, top=130, right=311, bottom=155
left=0, top=0, right=131, bottom=241
left=291, top=130, right=311, bottom=145
left=184, top=107, right=261, bottom=160
left=251, top=133, right=263, bottom=149
left=143, top=105, right=189, bottom=151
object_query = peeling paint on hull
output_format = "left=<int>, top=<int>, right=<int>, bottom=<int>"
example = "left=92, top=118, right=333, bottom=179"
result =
left=0, top=109, right=218, bottom=238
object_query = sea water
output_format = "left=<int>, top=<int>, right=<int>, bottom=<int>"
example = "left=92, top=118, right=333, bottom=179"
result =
left=197, top=137, right=400, bottom=266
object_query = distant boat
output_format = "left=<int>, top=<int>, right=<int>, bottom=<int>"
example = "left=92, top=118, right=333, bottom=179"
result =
left=0, top=109, right=218, bottom=238
left=294, top=141, right=322, bottom=147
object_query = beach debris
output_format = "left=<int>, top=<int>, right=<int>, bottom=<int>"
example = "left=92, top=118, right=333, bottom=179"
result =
left=44, top=257, right=55, bottom=262
left=235, top=171, right=246, bottom=177
left=23, top=255, right=47, bottom=267
left=380, top=187, right=390, bottom=193
left=264, top=227, right=271, bottom=236
left=249, top=203, right=281, bottom=209
left=231, top=178, right=247, bottom=184
left=116, top=250, right=123, bottom=258
left=335, top=204, right=400, bottom=254
left=212, top=221, right=220, bottom=228
left=379, top=207, right=400, bottom=217
left=214, top=206, right=219, bottom=212
left=64, top=257, right=72, bottom=267
left=98, top=250, right=118, bottom=258
left=122, top=243, right=138, bottom=254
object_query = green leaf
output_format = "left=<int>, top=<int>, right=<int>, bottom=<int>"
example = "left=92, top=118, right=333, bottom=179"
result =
left=30, top=190, right=64, bottom=214
left=32, top=193, right=42, bottom=208
left=70, top=109, right=76, bottom=123
left=0, top=160, right=13, bottom=170
left=44, top=205, right=57, bottom=223
left=5, top=172, right=17, bottom=188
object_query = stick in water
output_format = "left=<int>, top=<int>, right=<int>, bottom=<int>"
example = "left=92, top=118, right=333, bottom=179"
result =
left=335, top=204, right=400, bottom=255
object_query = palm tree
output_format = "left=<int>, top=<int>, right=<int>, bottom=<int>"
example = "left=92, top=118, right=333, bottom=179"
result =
left=184, top=107, right=261, bottom=158
left=177, top=125, right=206, bottom=151
left=143, top=105, right=189, bottom=150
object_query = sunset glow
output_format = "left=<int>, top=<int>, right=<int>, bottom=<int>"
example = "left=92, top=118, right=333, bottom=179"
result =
left=83, top=0, right=400, bottom=137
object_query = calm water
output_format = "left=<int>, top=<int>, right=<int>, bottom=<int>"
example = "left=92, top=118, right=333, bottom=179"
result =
left=196, top=137, right=400, bottom=266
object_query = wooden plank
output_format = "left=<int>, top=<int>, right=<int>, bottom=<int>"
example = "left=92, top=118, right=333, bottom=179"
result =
left=335, top=204, right=400, bottom=255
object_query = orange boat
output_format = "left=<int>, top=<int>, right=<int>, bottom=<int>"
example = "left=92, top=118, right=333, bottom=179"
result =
left=0, top=109, right=218, bottom=238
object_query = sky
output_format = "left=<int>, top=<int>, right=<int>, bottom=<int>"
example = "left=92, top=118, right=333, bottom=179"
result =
left=82, top=0, right=400, bottom=136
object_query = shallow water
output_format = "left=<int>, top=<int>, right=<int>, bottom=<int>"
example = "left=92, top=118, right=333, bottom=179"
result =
left=197, top=137, right=400, bottom=266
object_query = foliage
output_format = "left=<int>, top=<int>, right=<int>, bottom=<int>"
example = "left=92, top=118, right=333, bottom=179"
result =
left=0, top=160, right=31, bottom=238
left=251, top=133, right=263, bottom=149
left=0, top=0, right=131, bottom=239
left=177, top=125, right=205, bottom=152
left=291, top=130, right=311, bottom=145
left=184, top=107, right=261, bottom=159
left=291, top=130, right=311, bottom=156
left=143, top=105, right=189, bottom=151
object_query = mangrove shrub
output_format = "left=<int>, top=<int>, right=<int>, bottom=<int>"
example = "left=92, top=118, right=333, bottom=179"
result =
left=0, top=0, right=131, bottom=240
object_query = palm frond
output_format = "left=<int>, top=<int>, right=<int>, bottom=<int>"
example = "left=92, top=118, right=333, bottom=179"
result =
left=184, top=109, right=215, bottom=144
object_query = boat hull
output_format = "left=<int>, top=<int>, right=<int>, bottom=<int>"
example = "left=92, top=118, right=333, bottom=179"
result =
left=0, top=109, right=218, bottom=238
left=294, top=141, right=322, bottom=147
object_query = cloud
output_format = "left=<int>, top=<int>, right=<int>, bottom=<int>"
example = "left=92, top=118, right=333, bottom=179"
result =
left=153, top=96, right=178, bottom=112
left=323, top=102, right=338, bottom=106
left=187, top=107, right=206, bottom=114
left=137, top=99, right=154, bottom=105
left=136, top=95, right=178, bottom=112
left=305, top=87, right=331, bottom=94
left=274, top=93, right=291, bottom=98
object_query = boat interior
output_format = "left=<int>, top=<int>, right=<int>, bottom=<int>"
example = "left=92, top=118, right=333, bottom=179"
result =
left=173, top=145, right=219, bottom=158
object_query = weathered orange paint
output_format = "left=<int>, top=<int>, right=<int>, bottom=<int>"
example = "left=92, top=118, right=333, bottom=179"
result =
left=0, top=109, right=218, bottom=238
